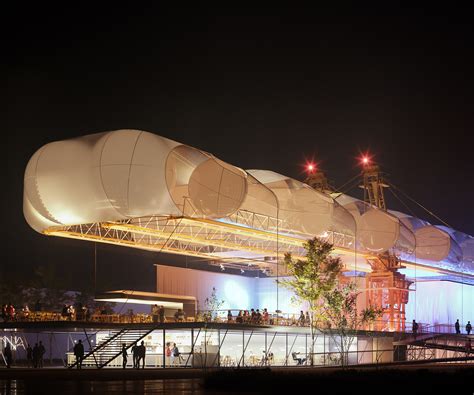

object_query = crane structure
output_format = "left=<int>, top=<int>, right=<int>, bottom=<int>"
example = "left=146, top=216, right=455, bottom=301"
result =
left=360, top=162, right=412, bottom=331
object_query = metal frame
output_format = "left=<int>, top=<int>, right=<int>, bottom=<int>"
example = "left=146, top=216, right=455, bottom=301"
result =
left=44, top=213, right=356, bottom=275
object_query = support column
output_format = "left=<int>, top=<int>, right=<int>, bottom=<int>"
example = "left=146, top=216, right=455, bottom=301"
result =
left=162, top=329, right=166, bottom=368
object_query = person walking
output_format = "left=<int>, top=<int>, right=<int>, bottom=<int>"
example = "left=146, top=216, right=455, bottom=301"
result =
left=73, top=340, right=84, bottom=369
left=455, top=319, right=461, bottom=334
left=26, top=344, right=33, bottom=368
left=121, top=344, right=128, bottom=369
left=465, top=321, right=472, bottom=335
left=4, top=344, right=12, bottom=368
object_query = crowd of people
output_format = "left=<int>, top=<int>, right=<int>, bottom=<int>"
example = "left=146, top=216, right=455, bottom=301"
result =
left=226, top=308, right=311, bottom=327
left=230, top=308, right=271, bottom=324
left=1, top=302, right=36, bottom=322
left=2, top=300, right=473, bottom=337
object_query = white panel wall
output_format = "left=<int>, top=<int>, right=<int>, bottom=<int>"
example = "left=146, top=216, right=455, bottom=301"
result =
left=156, top=266, right=257, bottom=311
left=405, top=280, right=474, bottom=327
left=156, top=265, right=473, bottom=327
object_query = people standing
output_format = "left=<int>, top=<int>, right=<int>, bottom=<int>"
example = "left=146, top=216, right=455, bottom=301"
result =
left=26, top=344, right=33, bottom=367
left=165, top=342, right=172, bottom=367
left=121, top=344, right=128, bottom=369
left=466, top=321, right=472, bottom=335
left=1, top=304, right=7, bottom=321
left=73, top=340, right=84, bottom=369
left=32, top=343, right=39, bottom=368
left=298, top=311, right=305, bottom=326
left=412, top=319, right=419, bottom=337
left=131, top=342, right=139, bottom=368
left=171, top=343, right=180, bottom=366
left=158, top=305, right=165, bottom=324
left=455, top=319, right=461, bottom=334
left=38, top=341, right=45, bottom=367
left=22, top=305, right=30, bottom=321
left=6, top=303, right=15, bottom=321
left=4, top=344, right=12, bottom=368
left=152, top=304, right=159, bottom=323
left=138, top=340, right=146, bottom=369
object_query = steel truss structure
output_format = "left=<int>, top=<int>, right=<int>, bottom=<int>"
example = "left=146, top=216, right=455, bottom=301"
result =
left=44, top=209, right=356, bottom=275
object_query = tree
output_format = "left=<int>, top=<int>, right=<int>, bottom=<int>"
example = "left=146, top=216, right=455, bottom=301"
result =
left=201, top=287, right=224, bottom=323
left=323, top=281, right=382, bottom=366
left=195, top=287, right=224, bottom=369
left=281, top=237, right=381, bottom=366
left=281, top=237, right=343, bottom=365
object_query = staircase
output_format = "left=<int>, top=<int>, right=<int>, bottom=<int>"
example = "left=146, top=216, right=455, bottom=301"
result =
left=69, top=327, right=156, bottom=369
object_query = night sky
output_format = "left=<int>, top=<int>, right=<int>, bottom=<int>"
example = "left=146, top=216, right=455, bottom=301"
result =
left=4, top=6, right=474, bottom=292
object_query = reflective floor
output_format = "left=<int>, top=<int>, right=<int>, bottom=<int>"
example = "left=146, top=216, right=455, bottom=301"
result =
left=0, top=379, right=237, bottom=395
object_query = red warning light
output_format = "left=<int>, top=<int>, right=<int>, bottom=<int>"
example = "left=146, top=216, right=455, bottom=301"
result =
left=358, top=152, right=373, bottom=167
left=306, top=162, right=316, bottom=173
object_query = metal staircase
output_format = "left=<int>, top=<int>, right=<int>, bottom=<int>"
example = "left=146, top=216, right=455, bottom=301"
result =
left=69, top=327, right=156, bottom=369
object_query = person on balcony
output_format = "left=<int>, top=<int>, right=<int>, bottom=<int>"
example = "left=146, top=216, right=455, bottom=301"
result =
left=227, top=310, right=233, bottom=323
left=455, top=319, right=461, bottom=334
left=151, top=304, right=159, bottom=323
left=298, top=311, right=305, bottom=326
left=236, top=310, right=243, bottom=324
left=466, top=321, right=472, bottom=335
left=158, top=305, right=165, bottom=323
left=412, top=320, right=419, bottom=337
left=174, top=309, right=185, bottom=322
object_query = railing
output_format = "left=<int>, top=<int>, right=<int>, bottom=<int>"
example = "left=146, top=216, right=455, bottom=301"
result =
left=3, top=309, right=470, bottom=336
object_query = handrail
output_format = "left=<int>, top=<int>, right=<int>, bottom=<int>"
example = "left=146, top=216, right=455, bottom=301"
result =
left=68, top=328, right=126, bottom=369
left=4, top=308, right=470, bottom=336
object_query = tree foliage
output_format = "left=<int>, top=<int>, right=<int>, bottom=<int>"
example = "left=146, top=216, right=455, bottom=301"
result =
left=281, top=237, right=382, bottom=366
left=200, top=287, right=224, bottom=322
